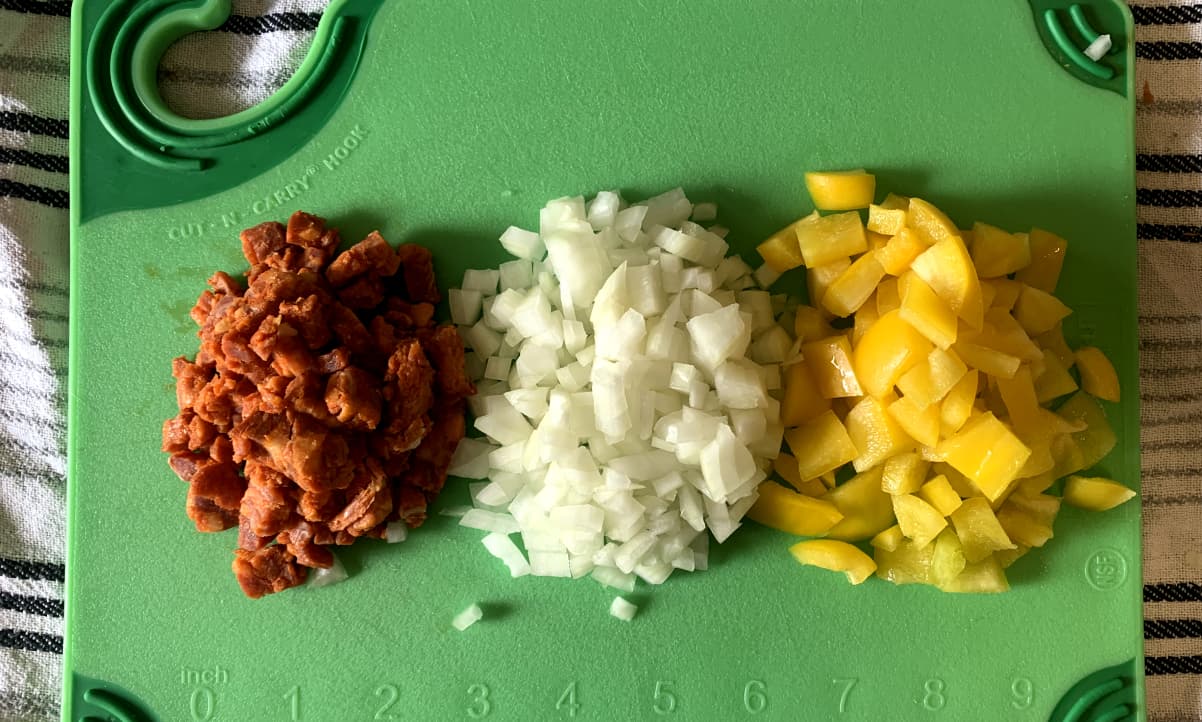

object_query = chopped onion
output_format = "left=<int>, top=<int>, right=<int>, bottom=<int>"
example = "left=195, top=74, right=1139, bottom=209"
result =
left=452, top=603, right=484, bottom=631
left=385, top=521, right=409, bottom=543
left=1084, top=34, right=1112, bottom=62
left=609, top=596, right=639, bottom=622
left=452, top=189, right=799, bottom=588
left=309, top=554, right=347, bottom=588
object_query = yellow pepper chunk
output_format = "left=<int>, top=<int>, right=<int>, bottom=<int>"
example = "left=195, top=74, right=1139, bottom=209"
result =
left=993, top=545, right=1030, bottom=569
left=805, top=169, right=876, bottom=211
left=868, top=204, right=908, bottom=235
left=907, top=198, right=960, bottom=246
left=879, top=193, right=910, bottom=211
left=1016, top=471, right=1056, bottom=497
left=807, top=258, right=851, bottom=309
left=866, top=231, right=891, bottom=252
left=939, top=369, right=979, bottom=437
left=796, top=212, right=868, bottom=268
left=909, top=235, right=984, bottom=329
left=853, top=299, right=879, bottom=346
left=981, top=308, right=1043, bottom=361
left=1075, top=346, right=1120, bottom=402
left=870, top=524, right=905, bottom=551
left=887, top=395, right=940, bottom=448
left=1015, top=227, right=1067, bottom=293
left=970, top=222, right=1031, bottom=278
left=803, top=335, right=863, bottom=398
left=755, top=213, right=817, bottom=272
left=983, top=278, right=1023, bottom=311
left=938, top=556, right=1009, bottom=593
left=881, top=452, right=930, bottom=495
left=897, top=348, right=968, bottom=409
left=995, top=365, right=1041, bottom=434
left=823, top=250, right=887, bottom=317
left=772, top=452, right=805, bottom=490
left=1063, top=475, right=1136, bottom=511
left=1033, top=348, right=1078, bottom=403
left=953, top=341, right=1021, bottom=379
left=877, top=227, right=926, bottom=276
left=1034, top=322, right=1074, bottom=368
left=874, top=539, right=935, bottom=585
left=748, top=481, right=845, bottom=536
left=788, top=539, right=877, bottom=585
left=1056, top=391, right=1117, bottom=469
left=930, top=528, right=967, bottom=585
left=892, top=493, right=948, bottom=549
left=852, top=310, right=934, bottom=398
left=1013, top=284, right=1072, bottom=336
left=786, top=410, right=858, bottom=481
left=780, top=361, right=831, bottom=427
left=846, top=396, right=916, bottom=472
left=794, top=305, right=834, bottom=342
left=822, top=467, right=894, bottom=541
left=898, top=271, right=958, bottom=349
left=875, top=277, right=901, bottom=314
left=996, top=494, right=1060, bottom=548
left=919, top=475, right=963, bottom=516
left=936, top=412, right=1032, bottom=502
left=948, top=497, right=1015, bottom=563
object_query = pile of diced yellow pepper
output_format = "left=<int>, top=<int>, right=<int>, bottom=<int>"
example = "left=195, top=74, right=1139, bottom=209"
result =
left=748, top=170, right=1135, bottom=593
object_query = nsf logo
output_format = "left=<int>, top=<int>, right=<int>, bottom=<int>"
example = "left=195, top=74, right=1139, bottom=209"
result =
left=1086, top=548, right=1128, bottom=591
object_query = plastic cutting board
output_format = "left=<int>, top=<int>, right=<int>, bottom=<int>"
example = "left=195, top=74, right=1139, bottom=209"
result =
left=66, top=1, right=1143, bottom=720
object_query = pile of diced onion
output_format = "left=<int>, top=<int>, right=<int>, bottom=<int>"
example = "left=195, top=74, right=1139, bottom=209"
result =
left=446, top=189, right=795, bottom=590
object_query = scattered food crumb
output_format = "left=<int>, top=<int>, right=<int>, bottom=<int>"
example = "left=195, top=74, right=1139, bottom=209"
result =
left=453, top=603, right=483, bottom=631
left=609, top=596, right=638, bottom=622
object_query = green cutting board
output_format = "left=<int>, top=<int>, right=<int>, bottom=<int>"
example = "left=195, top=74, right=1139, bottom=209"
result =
left=66, top=1, right=1143, bottom=720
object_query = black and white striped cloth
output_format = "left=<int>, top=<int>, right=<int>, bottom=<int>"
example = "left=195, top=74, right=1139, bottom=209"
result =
left=1, top=1, right=1199, bottom=720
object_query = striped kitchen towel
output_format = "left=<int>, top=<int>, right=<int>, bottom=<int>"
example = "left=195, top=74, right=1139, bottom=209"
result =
left=1, top=1, right=1200, bottom=720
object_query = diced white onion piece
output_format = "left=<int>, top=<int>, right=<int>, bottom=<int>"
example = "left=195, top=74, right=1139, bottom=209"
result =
left=482, top=532, right=531, bottom=577
left=609, top=596, right=639, bottom=621
left=753, top=263, right=781, bottom=289
left=462, top=269, right=500, bottom=296
left=691, top=202, right=717, bottom=222
left=452, top=604, right=484, bottom=631
left=750, top=327, right=792, bottom=365
left=593, top=566, right=636, bottom=592
left=714, top=361, right=768, bottom=410
left=500, top=226, right=544, bottom=260
left=529, top=549, right=572, bottom=577
left=464, top=321, right=502, bottom=358
left=439, top=505, right=472, bottom=518
left=484, top=356, right=512, bottom=382
left=475, top=401, right=534, bottom=445
left=448, top=437, right=495, bottom=479
left=499, top=259, right=534, bottom=291
left=1084, top=34, right=1112, bottom=62
left=309, top=554, right=347, bottom=588
left=449, top=288, right=483, bottom=326
left=385, top=522, right=408, bottom=543
left=641, top=188, right=693, bottom=228
left=587, top=190, right=622, bottom=230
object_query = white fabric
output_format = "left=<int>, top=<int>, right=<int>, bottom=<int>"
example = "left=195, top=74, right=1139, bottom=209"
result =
left=0, top=1, right=1199, bottom=720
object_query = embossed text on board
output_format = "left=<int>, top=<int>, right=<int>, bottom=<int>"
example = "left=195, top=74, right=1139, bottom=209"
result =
left=322, top=124, right=368, bottom=172
left=179, top=665, right=229, bottom=685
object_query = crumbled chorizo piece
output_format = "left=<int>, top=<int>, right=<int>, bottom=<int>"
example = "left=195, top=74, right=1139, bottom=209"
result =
left=232, top=546, right=307, bottom=599
left=397, top=243, right=440, bottom=304
left=325, top=367, right=382, bottom=430
left=168, top=212, right=471, bottom=597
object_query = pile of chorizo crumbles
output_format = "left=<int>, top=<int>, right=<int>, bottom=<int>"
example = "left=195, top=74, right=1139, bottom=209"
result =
left=162, top=211, right=474, bottom=598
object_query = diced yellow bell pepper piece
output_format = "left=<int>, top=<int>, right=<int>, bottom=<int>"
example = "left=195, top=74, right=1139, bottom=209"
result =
left=1034, top=348, right=1078, bottom=403
left=936, top=412, right=1032, bottom=502
left=935, top=462, right=984, bottom=499
left=852, top=310, right=934, bottom=398
left=907, top=198, right=960, bottom=247
left=846, top=396, right=916, bottom=472
left=868, top=204, right=907, bottom=235
left=996, top=493, right=1060, bottom=548
left=1013, top=284, right=1072, bottom=336
left=979, top=281, right=996, bottom=310
left=995, top=365, right=1041, bottom=434
left=981, top=309, right=1043, bottom=361
left=877, top=227, right=926, bottom=276
left=879, top=193, right=910, bottom=211
left=866, top=231, right=891, bottom=252
left=939, top=369, right=979, bottom=437
left=970, top=222, right=1031, bottom=278
left=796, top=212, right=868, bottom=268
left=910, top=235, right=984, bottom=329
left=1075, top=346, right=1120, bottom=403
left=953, top=341, right=1021, bottom=379
left=897, top=348, right=968, bottom=409
left=772, top=452, right=805, bottom=490
left=794, top=305, right=834, bottom=342
left=919, top=475, right=963, bottom=516
left=887, top=395, right=940, bottom=448
left=789, top=539, right=877, bottom=585
left=1014, top=227, right=1067, bottom=293
left=786, top=410, right=859, bottom=481
left=1056, top=391, right=1117, bottom=469
left=1015, top=471, right=1056, bottom=497
left=822, top=467, right=894, bottom=542
left=875, top=276, right=901, bottom=314
left=982, top=278, right=1023, bottom=311
left=948, top=497, right=1015, bottom=563
left=870, top=524, right=905, bottom=551
left=993, top=545, right=1030, bottom=569
left=853, top=298, right=879, bottom=346
left=881, top=452, right=930, bottom=495
left=1063, top=475, right=1136, bottom=511
left=803, top=335, right=863, bottom=398
left=874, top=539, right=935, bottom=585
left=823, top=250, right=887, bottom=317
left=756, top=212, right=818, bottom=272
left=898, top=271, right=958, bottom=349
left=937, top=556, right=1009, bottom=593
left=749, top=481, right=846, bottom=536
left=807, top=258, right=851, bottom=309
left=805, top=169, right=876, bottom=211
left=930, top=528, right=968, bottom=586
left=1016, top=436, right=1055, bottom=478
left=1050, top=433, right=1088, bottom=479
left=892, top=493, right=948, bottom=549
left=1034, top=323, right=1074, bottom=368
left=781, top=361, right=832, bottom=426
